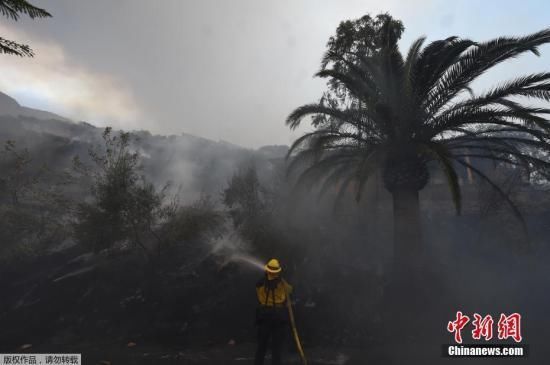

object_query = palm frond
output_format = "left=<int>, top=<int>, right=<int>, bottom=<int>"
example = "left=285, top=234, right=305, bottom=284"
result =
left=403, top=36, right=426, bottom=89
left=421, top=142, right=462, bottom=213
left=0, top=36, right=33, bottom=56
left=426, top=106, right=550, bottom=139
left=424, top=29, right=550, bottom=116
left=316, top=68, right=378, bottom=102
left=414, top=38, right=476, bottom=100
left=286, top=103, right=385, bottom=140
left=292, top=151, right=361, bottom=191
left=0, top=0, right=50, bottom=20
left=453, top=157, right=528, bottom=243
left=354, top=148, right=384, bottom=201
left=317, top=162, right=359, bottom=199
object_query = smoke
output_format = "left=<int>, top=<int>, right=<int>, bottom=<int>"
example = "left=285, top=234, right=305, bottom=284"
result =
left=3, top=89, right=550, bottom=362
left=0, top=24, right=141, bottom=129
left=207, top=228, right=265, bottom=272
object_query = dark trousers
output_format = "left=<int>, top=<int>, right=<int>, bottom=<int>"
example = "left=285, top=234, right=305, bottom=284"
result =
left=254, top=321, right=286, bottom=365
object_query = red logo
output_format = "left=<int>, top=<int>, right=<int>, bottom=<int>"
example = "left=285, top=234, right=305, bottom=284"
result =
left=472, top=313, right=494, bottom=341
left=447, top=311, right=470, bottom=344
left=447, top=312, right=522, bottom=343
left=497, top=313, right=522, bottom=343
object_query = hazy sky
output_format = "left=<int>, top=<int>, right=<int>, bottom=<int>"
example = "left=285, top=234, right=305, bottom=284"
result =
left=0, top=0, right=549, bottom=147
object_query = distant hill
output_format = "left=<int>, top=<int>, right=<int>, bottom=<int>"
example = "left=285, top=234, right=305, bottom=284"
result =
left=0, top=91, right=70, bottom=122
left=0, top=91, right=288, bottom=202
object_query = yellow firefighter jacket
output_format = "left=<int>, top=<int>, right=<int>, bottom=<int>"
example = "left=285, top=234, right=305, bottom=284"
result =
left=255, top=276, right=293, bottom=306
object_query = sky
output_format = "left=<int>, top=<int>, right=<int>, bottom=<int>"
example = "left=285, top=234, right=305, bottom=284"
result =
left=0, top=0, right=549, bottom=148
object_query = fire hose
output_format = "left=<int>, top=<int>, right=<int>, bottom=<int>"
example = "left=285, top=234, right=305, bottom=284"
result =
left=283, top=279, right=307, bottom=365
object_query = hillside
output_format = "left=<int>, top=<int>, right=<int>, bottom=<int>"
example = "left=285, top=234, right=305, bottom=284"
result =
left=0, top=92, right=288, bottom=202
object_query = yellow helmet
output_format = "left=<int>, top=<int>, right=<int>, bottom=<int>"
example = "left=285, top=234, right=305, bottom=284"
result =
left=265, top=258, right=282, bottom=274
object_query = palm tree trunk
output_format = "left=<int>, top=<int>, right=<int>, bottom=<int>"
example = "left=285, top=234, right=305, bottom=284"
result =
left=384, top=187, right=426, bottom=341
left=391, top=187, right=423, bottom=277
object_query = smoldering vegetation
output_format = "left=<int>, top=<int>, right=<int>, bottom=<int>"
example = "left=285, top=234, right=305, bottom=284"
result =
left=0, top=110, right=549, bottom=364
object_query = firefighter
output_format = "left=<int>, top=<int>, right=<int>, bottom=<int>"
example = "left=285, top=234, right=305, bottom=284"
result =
left=254, top=258, right=292, bottom=365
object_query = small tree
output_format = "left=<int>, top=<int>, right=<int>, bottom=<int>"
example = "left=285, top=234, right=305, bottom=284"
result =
left=223, top=165, right=268, bottom=242
left=74, top=127, right=168, bottom=263
left=0, top=140, right=72, bottom=264
left=222, top=164, right=303, bottom=266
left=0, top=140, right=39, bottom=204
left=162, top=196, right=225, bottom=243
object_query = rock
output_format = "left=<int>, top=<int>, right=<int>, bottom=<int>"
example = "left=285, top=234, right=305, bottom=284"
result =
left=127, top=341, right=137, bottom=347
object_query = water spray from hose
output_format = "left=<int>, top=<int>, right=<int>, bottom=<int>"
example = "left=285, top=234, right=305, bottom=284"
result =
left=229, top=253, right=265, bottom=272
left=208, top=229, right=265, bottom=272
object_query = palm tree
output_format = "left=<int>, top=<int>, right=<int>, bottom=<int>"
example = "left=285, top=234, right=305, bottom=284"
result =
left=286, top=18, right=550, bottom=275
